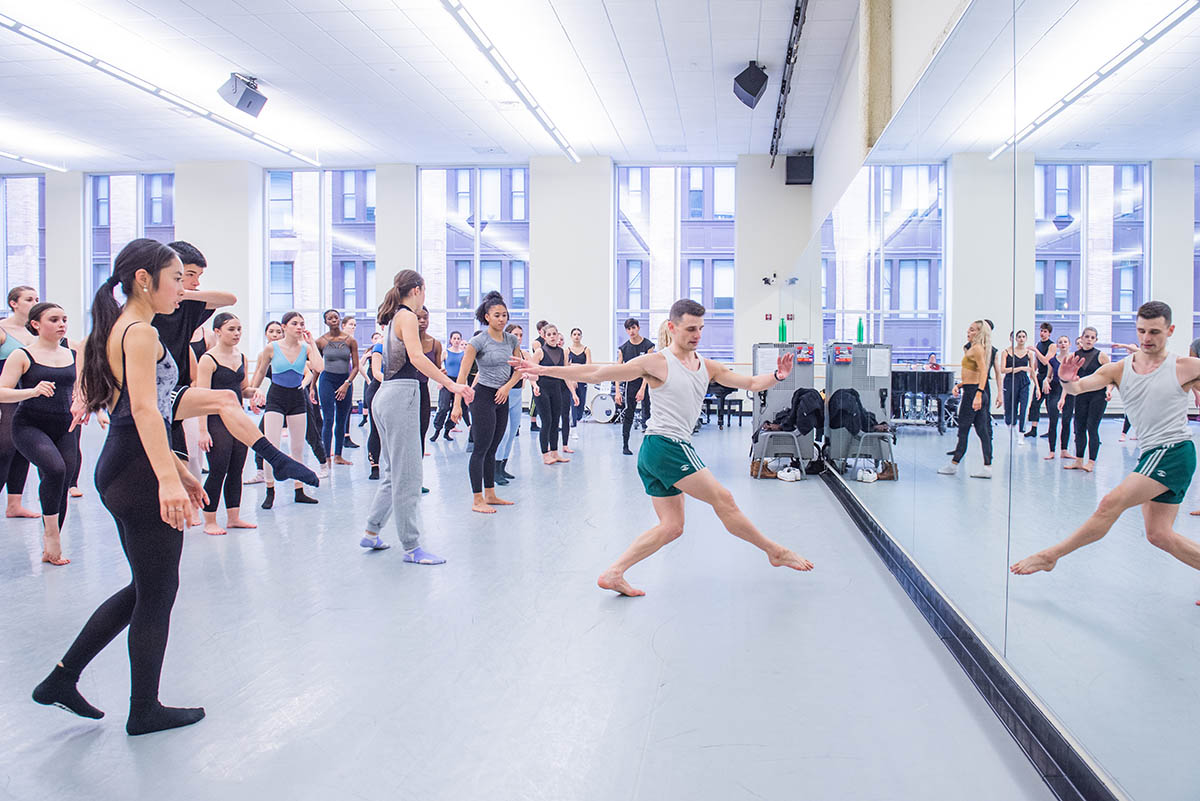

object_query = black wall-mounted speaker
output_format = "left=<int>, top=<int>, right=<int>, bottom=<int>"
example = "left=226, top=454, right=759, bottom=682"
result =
left=733, top=61, right=768, bottom=109
left=785, top=155, right=814, bottom=185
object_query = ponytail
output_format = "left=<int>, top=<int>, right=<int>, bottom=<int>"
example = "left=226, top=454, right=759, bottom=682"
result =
left=475, top=290, right=507, bottom=324
left=378, top=269, right=424, bottom=325
left=81, top=238, right=179, bottom=413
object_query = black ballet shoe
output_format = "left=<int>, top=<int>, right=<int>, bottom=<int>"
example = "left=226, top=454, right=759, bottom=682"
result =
left=500, top=459, right=515, bottom=480
left=369, top=465, right=379, bottom=480
left=343, top=437, right=359, bottom=449
left=494, top=462, right=509, bottom=486
left=431, top=429, right=441, bottom=442
left=126, top=699, right=205, bottom=736
left=32, top=665, right=104, bottom=719
left=622, top=446, right=633, bottom=456
left=294, top=489, right=318, bottom=504
left=251, top=438, right=318, bottom=487
left=261, top=487, right=274, bottom=510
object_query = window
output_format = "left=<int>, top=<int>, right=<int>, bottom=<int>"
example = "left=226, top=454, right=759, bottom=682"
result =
left=94, top=176, right=109, bottom=227
left=343, top=171, right=356, bottom=220
left=1119, top=166, right=1136, bottom=216
left=480, top=259, right=502, bottom=297
left=627, top=259, right=643, bottom=309
left=713, top=167, right=734, bottom=219
left=1034, top=167, right=1045, bottom=220
left=365, top=261, right=376, bottom=309
left=456, top=260, right=472, bottom=308
left=0, top=176, right=46, bottom=299
left=1035, top=260, right=1046, bottom=310
left=365, top=171, right=376, bottom=223
left=456, top=169, right=471, bottom=217
left=419, top=167, right=531, bottom=336
left=149, top=174, right=163, bottom=225
left=1055, top=261, right=1070, bottom=311
left=512, top=169, right=526, bottom=221
left=688, top=259, right=703, bottom=302
left=901, top=166, right=917, bottom=211
left=270, top=261, right=294, bottom=309
left=1055, top=165, right=1069, bottom=216
left=882, top=168, right=893, bottom=214
left=341, top=260, right=356, bottom=308
left=511, top=260, right=526, bottom=308
left=269, top=171, right=293, bottom=231
left=480, top=168, right=501, bottom=221
left=628, top=169, right=642, bottom=214
left=1116, top=263, right=1135, bottom=312
left=688, top=167, right=703, bottom=219
left=713, top=260, right=734, bottom=310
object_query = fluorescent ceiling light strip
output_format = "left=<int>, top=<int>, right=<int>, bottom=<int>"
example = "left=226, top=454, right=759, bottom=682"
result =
left=3, top=16, right=320, bottom=167
left=0, top=149, right=68, bottom=172
left=989, top=0, right=1200, bottom=160
left=439, top=0, right=580, bottom=163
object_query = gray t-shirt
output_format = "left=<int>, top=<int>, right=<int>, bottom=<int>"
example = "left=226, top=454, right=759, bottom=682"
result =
left=468, top=331, right=519, bottom=389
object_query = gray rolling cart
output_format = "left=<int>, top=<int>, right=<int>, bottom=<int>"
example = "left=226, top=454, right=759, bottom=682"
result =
left=824, top=343, right=894, bottom=472
left=749, top=343, right=817, bottom=473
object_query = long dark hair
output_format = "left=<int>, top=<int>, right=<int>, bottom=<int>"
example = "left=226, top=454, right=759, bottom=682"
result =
left=377, top=269, right=424, bottom=325
left=475, top=291, right=507, bottom=325
left=25, top=302, right=63, bottom=336
left=81, top=238, right=179, bottom=412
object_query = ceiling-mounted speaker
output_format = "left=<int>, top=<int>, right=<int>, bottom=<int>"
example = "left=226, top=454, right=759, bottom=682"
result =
left=785, top=155, right=814, bottom=185
left=220, top=73, right=267, bottom=117
left=733, top=61, right=768, bottom=109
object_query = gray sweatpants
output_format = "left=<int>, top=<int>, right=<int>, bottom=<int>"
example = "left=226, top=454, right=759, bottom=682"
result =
left=365, top=380, right=423, bottom=550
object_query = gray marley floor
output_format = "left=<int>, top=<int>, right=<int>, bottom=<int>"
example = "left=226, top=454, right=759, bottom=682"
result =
left=0, top=418, right=1054, bottom=801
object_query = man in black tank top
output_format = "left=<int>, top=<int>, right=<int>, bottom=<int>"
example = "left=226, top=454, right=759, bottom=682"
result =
left=616, top=318, right=655, bottom=455
left=1026, top=322, right=1054, bottom=437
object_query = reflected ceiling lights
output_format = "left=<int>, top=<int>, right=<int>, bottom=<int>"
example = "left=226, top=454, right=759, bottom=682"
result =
left=988, top=0, right=1200, bottom=160
left=0, top=15, right=320, bottom=167
left=440, top=0, right=580, bottom=163
left=0, top=149, right=67, bottom=172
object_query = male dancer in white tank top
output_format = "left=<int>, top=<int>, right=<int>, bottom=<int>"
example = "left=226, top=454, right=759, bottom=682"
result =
left=512, top=299, right=813, bottom=596
left=1012, top=301, right=1200, bottom=603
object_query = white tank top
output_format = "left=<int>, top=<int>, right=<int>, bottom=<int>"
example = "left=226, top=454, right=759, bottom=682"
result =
left=645, top=349, right=710, bottom=442
left=1120, top=353, right=1190, bottom=450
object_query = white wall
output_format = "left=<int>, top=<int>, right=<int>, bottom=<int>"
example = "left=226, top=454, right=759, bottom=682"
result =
left=734, top=155, right=813, bottom=363
left=375, top=163, right=418, bottom=320
left=944, top=151, right=1035, bottom=355
left=44, top=171, right=85, bottom=328
left=812, top=12, right=864, bottom=233
left=1149, top=159, right=1196, bottom=350
left=890, top=0, right=969, bottom=112
left=529, top=155, right=614, bottom=360
left=174, top=161, right=264, bottom=348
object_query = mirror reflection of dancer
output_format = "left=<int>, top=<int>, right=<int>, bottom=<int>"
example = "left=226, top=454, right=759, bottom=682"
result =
left=493, top=323, right=533, bottom=485
left=567, top=328, right=591, bottom=426
left=939, top=320, right=994, bottom=479
left=1012, top=302, right=1200, bottom=604
left=512, top=299, right=813, bottom=597
left=1, top=285, right=39, bottom=518
left=1064, top=326, right=1111, bottom=472
left=615, top=318, right=654, bottom=456
left=1042, top=335, right=1071, bottom=461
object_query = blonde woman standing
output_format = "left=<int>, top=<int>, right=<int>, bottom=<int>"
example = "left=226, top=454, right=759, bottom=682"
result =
left=939, top=320, right=994, bottom=478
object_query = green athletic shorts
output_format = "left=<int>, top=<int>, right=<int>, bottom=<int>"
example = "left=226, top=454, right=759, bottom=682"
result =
left=637, top=434, right=706, bottom=497
left=1134, top=440, right=1196, bottom=505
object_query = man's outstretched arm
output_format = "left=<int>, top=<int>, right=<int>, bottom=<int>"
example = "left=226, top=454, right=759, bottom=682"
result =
left=512, top=353, right=656, bottom=384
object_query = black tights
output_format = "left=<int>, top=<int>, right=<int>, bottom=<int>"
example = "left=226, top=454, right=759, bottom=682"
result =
left=365, top=381, right=380, bottom=466
left=468, top=386, right=509, bottom=492
left=12, top=410, right=78, bottom=524
left=254, top=397, right=325, bottom=469
left=952, top=386, right=993, bottom=465
left=1058, top=394, right=1075, bottom=452
left=558, top=383, right=572, bottom=446
left=621, top=379, right=651, bottom=447
left=1044, top=387, right=1063, bottom=452
left=433, top=386, right=469, bottom=435
left=420, top=382, right=431, bottom=446
left=534, top=383, right=564, bottom=453
left=59, top=424, right=183, bottom=704
left=203, top=416, right=247, bottom=513
left=0, top=400, right=31, bottom=498
left=1074, top=391, right=1106, bottom=461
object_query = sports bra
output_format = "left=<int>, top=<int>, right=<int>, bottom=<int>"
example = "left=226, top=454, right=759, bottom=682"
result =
left=110, top=322, right=179, bottom=426
left=322, top=338, right=353, bottom=375
left=15, top=347, right=76, bottom=417
left=204, top=352, right=245, bottom=396
left=962, top=351, right=981, bottom=374
left=269, top=341, right=307, bottom=389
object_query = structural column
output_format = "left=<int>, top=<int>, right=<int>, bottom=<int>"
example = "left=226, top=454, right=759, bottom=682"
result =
left=1148, top=159, right=1195, bottom=350
left=174, top=161, right=264, bottom=348
left=375, top=163, right=418, bottom=318
left=43, top=171, right=85, bottom=326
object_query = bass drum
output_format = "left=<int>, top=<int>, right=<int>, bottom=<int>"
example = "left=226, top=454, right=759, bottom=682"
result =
left=588, top=392, right=617, bottom=424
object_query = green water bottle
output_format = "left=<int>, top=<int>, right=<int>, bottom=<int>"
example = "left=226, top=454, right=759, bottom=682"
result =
left=856, top=316, right=864, bottom=343
left=778, top=317, right=786, bottom=343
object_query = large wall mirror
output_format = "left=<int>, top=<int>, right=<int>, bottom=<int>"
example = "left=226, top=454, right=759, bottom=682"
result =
left=786, top=1, right=1200, bottom=799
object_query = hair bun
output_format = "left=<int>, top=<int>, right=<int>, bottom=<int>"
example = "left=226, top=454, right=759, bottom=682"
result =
left=483, top=290, right=503, bottom=301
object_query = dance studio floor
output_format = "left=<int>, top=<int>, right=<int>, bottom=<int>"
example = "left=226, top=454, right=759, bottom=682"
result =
left=0, top=418, right=1053, bottom=801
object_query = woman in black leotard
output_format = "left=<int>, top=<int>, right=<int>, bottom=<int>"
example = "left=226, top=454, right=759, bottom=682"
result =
left=1044, top=335, right=1071, bottom=460
left=567, top=328, right=591, bottom=426
left=1001, top=330, right=1038, bottom=432
left=551, top=328, right=579, bottom=453
left=1066, top=326, right=1110, bottom=472
left=531, top=323, right=569, bottom=465
left=31, top=239, right=209, bottom=735
left=0, top=302, right=80, bottom=565
left=1, top=285, right=38, bottom=519
left=196, top=313, right=257, bottom=536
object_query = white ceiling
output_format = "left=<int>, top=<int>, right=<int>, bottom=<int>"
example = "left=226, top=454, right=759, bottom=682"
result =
left=0, top=0, right=857, bottom=173
left=869, top=0, right=1200, bottom=163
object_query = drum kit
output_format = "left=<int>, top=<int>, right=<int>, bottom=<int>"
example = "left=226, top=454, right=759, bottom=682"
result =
left=585, top=383, right=619, bottom=423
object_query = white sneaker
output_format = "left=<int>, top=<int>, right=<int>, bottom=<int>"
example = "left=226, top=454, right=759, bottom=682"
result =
left=856, top=468, right=878, bottom=483
left=317, top=463, right=329, bottom=479
left=970, top=466, right=993, bottom=479
left=777, top=467, right=802, bottom=482
left=244, top=469, right=265, bottom=485
left=937, top=462, right=958, bottom=475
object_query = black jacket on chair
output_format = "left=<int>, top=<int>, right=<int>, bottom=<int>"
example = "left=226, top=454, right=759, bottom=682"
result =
left=828, top=388, right=871, bottom=436
left=773, top=387, right=824, bottom=436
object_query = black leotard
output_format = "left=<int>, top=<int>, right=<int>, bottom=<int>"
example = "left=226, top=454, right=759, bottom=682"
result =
left=12, top=347, right=79, bottom=523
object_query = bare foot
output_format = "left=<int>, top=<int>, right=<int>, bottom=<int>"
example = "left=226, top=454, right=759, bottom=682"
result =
left=226, top=517, right=257, bottom=529
left=542, top=455, right=557, bottom=465
left=333, top=456, right=353, bottom=465
left=1189, top=509, right=1200, bottom=516
left=562, top=446, right=575, bottom=454
left=41, top=534, right=69, bottom=565
left=555, top=454, right=571, bottom=463
left=1064, top=460, right=1082, bottom=470
left=6, top=505, right=39, bottom=519
left=471, top=500, right=497, bottom=514
left=41, top=551, right=70, bottom=566
left=1010, top=552, right=1057, bottom=574
left=1082, top=461, right=1094, bottom=473
left=68, top=487, right=83, bottom=498
left=203, top=522, right=227, bottom=536
left=768, top=547, right=814, bottom=572
left=598, top=571, right=645, bottom=597
left=1044, top=453, right=1056, bottom=460
left=484, top=494, right=514, bottom=506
